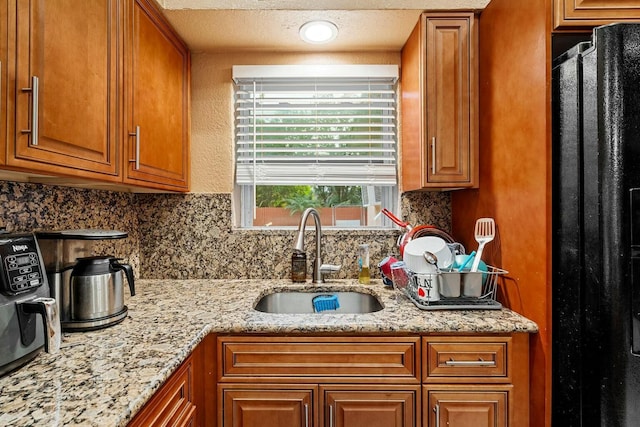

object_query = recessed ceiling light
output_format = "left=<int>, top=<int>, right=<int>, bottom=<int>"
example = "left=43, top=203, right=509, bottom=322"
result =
left=299, top=21, right=339, bottom=44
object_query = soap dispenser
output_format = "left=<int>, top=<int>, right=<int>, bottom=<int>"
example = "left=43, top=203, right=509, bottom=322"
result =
left=291, top=250, right=307, bottom=282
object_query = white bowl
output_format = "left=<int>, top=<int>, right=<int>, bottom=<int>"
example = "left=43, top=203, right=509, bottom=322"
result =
left=403, top=236, right=453, bottom=273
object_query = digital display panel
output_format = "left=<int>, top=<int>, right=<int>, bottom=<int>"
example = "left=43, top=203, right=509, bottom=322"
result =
left=14, top=255, right=32, bottom=266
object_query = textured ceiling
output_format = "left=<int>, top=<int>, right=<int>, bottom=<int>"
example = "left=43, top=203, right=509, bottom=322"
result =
left=155, top=0, right=491, bottom=53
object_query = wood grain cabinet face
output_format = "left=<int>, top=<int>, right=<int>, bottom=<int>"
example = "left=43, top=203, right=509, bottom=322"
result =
left=3, top=0, right=190, bottom=191
left=321, top=385, right=420, bottom=427
left=216, top=335, right=529, bottom=427
left=217, top=336, right=421, bottom=427
left=219, top=385, right=316, bottom=427
left=401, top=13, right=478, bottom=191
left=426, top=389, right=508, bottom=427
left=554, top=0, right=640, bottom=30
left=218, top=336, right=420, bottom=382
left=423, top=335, right=530, bottom=427
left=1, top=0, right=7, bottom=165
left=129, top=354, right=197, bottom=427
left=124, top=0, right=190, bottom=191
left=8, top=0, right=119, bottom=178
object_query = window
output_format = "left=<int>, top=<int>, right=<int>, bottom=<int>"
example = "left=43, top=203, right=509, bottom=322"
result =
left=233, top=65, right=398, bottom=228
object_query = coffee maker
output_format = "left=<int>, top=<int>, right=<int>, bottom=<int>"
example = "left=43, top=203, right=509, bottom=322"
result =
left=0, top=232, right=61, bottom=377
left=36, top=229, right=135, bottom=331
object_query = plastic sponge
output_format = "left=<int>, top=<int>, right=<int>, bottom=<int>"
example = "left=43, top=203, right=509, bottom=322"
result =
left=312, top=294, right=340, bottom=312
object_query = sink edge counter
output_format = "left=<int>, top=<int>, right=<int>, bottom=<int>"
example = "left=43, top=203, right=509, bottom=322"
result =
left=0, top=278, right=538, bottom=427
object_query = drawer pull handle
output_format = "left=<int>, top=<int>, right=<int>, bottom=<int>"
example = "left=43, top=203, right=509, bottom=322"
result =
left=445, top=357, right=496, bottom=367
left=434, top=404, right=440, bottom=427
left=304, top=403, right=309, bottom=427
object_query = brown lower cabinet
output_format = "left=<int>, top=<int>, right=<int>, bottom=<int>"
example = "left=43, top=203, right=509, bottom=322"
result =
left=217, top=384, right=420, bottom=427
left=129, top=334, right=215, bottom=427
left=322, top=385, right=420, bottom=427
left=425, top=388, right=507, bottom=427
left=130, top=333, right=529, bottom=427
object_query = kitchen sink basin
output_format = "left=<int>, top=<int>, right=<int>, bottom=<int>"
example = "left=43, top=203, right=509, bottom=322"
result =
left=254, top=290, right=383, bottom=314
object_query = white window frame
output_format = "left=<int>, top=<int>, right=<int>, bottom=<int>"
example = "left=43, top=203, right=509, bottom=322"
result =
left=233, top=64, right=399, bottom=228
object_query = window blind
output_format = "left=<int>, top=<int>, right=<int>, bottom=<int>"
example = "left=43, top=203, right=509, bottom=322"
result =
left=232, top=65, right=399, bottom=186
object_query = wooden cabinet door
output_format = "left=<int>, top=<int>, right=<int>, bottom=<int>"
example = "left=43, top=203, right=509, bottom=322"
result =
left=424, top=14, right=477, bottom=187
left=219, top=386, right=315, bottom=427
left=124, top=0, right=190, bottom=191
left=554, top=0, right=640, bottom=30
left=9, top=0, right=119, bottom=178
left=426, top=389, right=508, bottom=427
left=321, top=385, right=420, bottom=427
left=1, top=0, right=7, bottom=165
left=129, top=352, right=197, bottom=427
left=401, top=13, right=478, bottom=191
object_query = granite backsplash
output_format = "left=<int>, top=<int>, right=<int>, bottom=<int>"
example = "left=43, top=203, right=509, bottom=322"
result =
left=1, top=181, right=452, bottom=280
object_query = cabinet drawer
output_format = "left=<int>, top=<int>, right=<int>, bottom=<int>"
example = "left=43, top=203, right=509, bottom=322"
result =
left=424, top=336, right=509, bottom=383
left=218, top=336, right=420, bottom=383
left=129, top=355, right=195, bottom=426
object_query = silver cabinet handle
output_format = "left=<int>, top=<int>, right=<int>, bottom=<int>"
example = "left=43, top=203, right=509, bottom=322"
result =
left=128, top=125, right=140, bottom=170
left=445, top=357, right=496, bottom=367
left=329, top=403, right=334, bottom=427
left=434, top=404, right=440, bottom=427
left=431, top=136, right=436, bottom=175
left=304, top=403, right=309, bottom=427
left=21, top=75, right=39, bottom=146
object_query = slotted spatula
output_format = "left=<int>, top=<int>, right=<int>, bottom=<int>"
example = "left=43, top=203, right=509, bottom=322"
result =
left=470, top=218, right=495, bottom=272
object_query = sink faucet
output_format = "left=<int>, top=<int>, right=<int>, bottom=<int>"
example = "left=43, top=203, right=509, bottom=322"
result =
left=293, top=207, right=340, bottom=283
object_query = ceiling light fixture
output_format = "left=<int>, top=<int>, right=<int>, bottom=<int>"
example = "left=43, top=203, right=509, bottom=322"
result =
left=299, top=20, right=339, bottom=44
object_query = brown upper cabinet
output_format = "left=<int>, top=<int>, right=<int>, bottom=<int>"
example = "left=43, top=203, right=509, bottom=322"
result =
left=554, top=0, right=640, bottom=30
left=401, top=13, right=478, bottom=191
left=1, top=0, right=7, bottom=165
left=123, top=0, right=190, bottom=191
left=4, top=0, right=190, bottom=192
left=8, top=0, right=120, bottom=179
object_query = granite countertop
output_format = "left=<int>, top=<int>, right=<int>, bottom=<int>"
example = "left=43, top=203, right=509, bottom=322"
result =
left=0, top=279, right=538, bottom=426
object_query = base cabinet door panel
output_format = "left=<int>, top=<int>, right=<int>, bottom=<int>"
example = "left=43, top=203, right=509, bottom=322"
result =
left=321, top=386, right=420, bottom=427
left=219, top=386, right=316, bottom=427
left=426, top=389, right=508, bottom=427
left=129, top=353, right=196, bottom=427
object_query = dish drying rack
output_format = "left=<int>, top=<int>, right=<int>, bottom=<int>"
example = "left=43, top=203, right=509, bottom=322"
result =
left=400, top=265, right=508, bottom=310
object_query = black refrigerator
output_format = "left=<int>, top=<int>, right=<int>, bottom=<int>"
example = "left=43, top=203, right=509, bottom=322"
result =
left=552, top=24, right=640, bottom=426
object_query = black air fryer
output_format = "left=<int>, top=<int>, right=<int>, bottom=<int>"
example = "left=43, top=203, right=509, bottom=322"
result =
left=0, top=233, right=61, bottom=377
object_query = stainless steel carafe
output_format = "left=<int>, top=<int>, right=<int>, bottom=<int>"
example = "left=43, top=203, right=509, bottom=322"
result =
left=68, top=256, right=135, bottom=328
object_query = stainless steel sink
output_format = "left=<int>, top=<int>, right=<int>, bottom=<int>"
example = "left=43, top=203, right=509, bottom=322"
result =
left=254, top=291, right=383, bottom=314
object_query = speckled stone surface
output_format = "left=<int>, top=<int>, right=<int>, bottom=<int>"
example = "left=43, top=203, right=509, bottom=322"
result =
left=1, top=181, right=452, bottom=281
left=0, top=278, right=538, bottom=427
left=136, top=192, right=452, bottom=279
left=0, top=181, right=141, bottom=276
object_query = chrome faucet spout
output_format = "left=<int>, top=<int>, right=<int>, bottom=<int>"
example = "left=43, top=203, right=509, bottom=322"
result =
left=293, top=207, right=324, bottom=283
